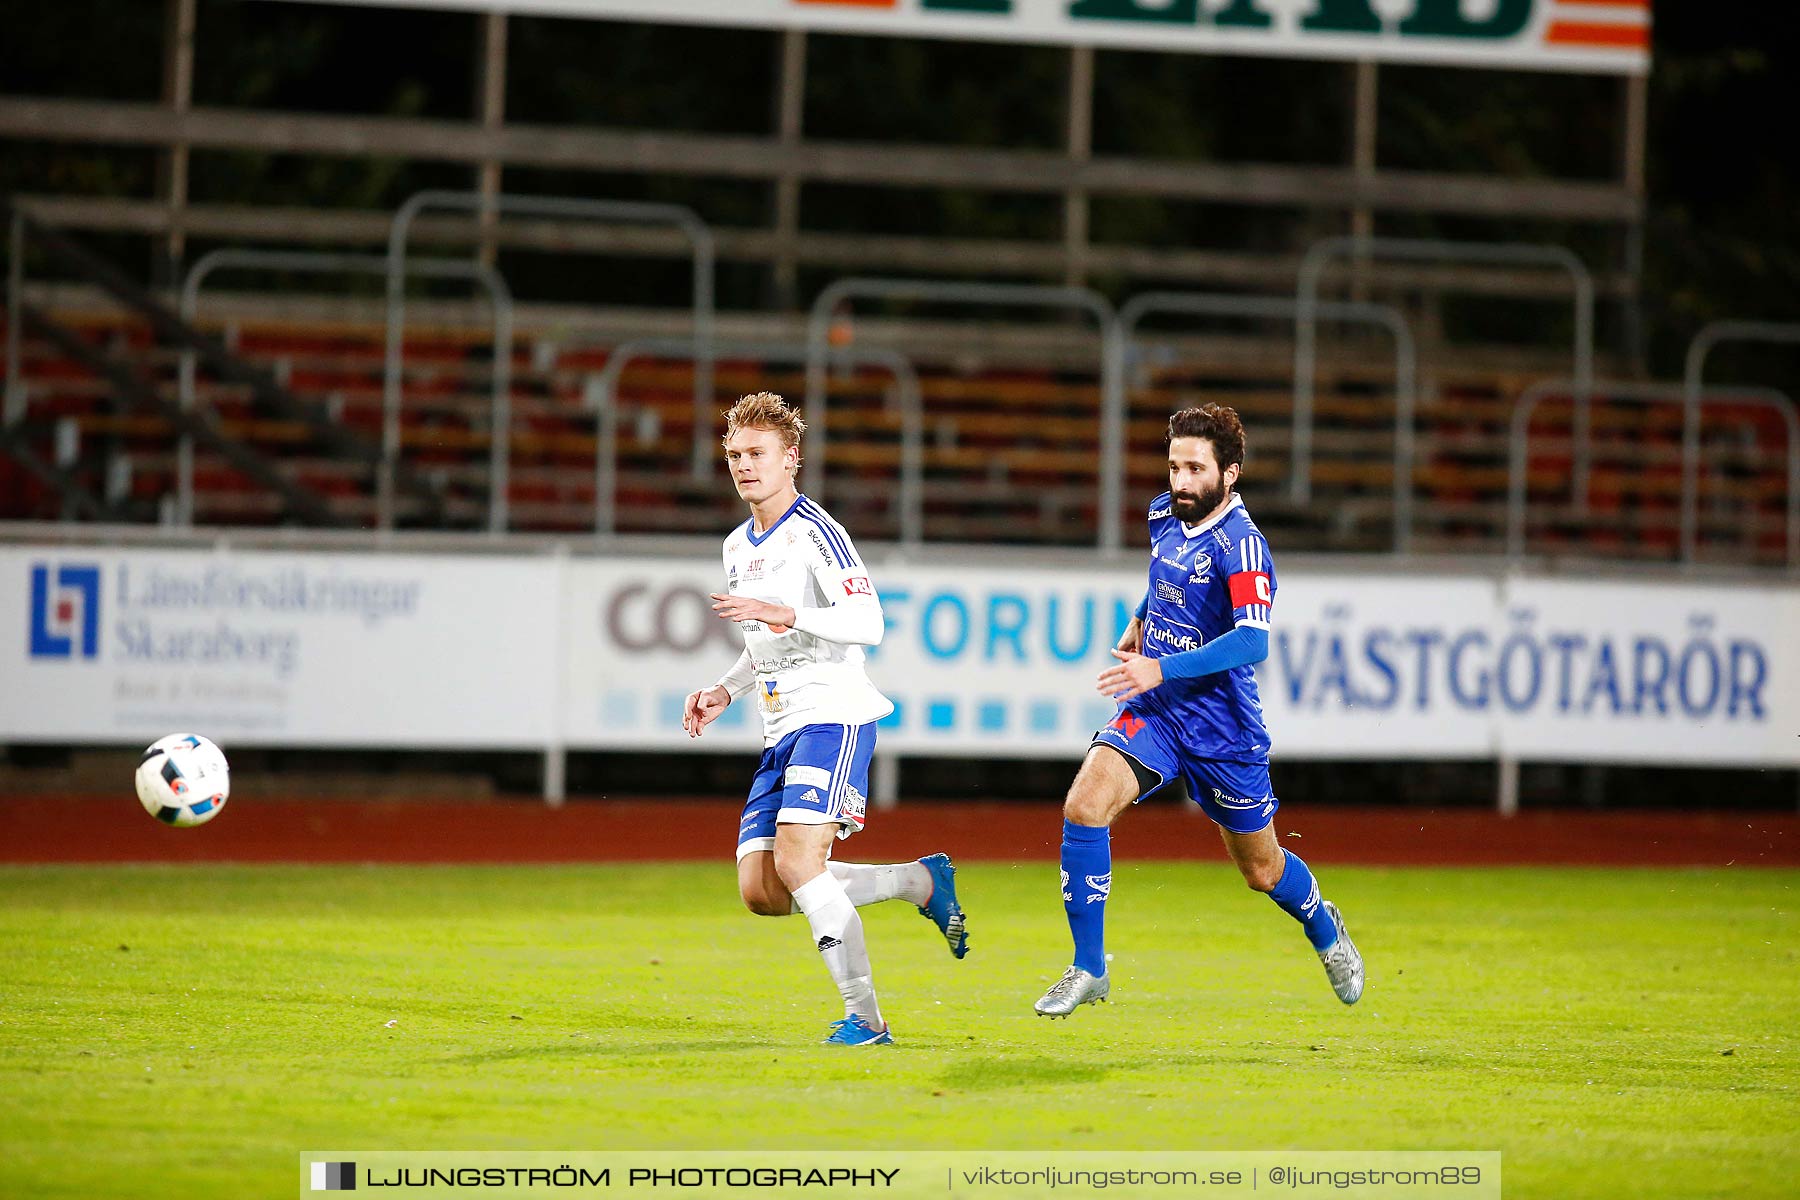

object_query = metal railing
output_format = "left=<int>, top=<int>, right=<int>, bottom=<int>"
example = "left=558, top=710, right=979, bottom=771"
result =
left=2, top=197, right=394, bottom=527
left=1295, top=237, right=1594, bottom=507
left=805, top=278, right=1118, bottom=548
left=585, top=337, right=923, bottom=548
left=12, top=205, right=1799, bottom=575
left=384, top=190, right=716, bottom=518
left=1506, top=378, right=1799, bottom=570
left=1116, top=291, right=1416, bottom=552
left=1682, top=321, right=1800, bottom=563
left=183, top=249, right=513, bottom=531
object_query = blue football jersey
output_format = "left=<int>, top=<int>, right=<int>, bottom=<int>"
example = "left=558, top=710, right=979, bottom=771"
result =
left=1135, top=491, right=1274, bottom=762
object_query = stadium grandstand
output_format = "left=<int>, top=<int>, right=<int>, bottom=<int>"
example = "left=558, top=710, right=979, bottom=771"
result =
left=2, top=0, right=1795, bottom=810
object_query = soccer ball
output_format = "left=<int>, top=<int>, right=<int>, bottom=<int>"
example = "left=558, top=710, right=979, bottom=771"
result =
left=135, top=734, right=231, bottom=828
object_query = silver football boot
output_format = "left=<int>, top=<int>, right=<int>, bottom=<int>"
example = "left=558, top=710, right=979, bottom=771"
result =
left=1034, top=966, right=1110, bottom=1018
left=1317, top=900, right=1365, bottom=1005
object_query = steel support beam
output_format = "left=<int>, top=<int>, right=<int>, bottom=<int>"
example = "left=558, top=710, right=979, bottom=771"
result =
left=18, top=195, right=1640, bottom=300
left=0, top=96, right=1644, bottom=222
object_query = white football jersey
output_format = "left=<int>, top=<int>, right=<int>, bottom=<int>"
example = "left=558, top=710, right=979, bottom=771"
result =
left=721, top=494, right=894, bottom=744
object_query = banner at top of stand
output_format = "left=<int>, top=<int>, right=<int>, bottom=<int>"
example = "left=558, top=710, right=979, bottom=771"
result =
left=306, top=0, right=1650, bottom=75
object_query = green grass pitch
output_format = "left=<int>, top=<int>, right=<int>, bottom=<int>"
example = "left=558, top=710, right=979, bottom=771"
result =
left=1, top=863, right=1795, bottom=1198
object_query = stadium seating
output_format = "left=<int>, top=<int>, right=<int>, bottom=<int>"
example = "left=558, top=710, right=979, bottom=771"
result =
left=1, top=302, right=1791, bottom=566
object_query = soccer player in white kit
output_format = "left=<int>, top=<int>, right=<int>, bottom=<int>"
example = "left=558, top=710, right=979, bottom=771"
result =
left=682, top=392, right=969, bottom=1046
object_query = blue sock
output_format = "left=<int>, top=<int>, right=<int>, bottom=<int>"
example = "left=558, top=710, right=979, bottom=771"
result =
left=1268, top=849, right=1337, bottom=950
left=1061, top=819, right=1112, bottom=976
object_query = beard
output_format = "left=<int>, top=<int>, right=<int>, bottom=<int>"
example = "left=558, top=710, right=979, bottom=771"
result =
left=1170, top=479, right=1227, bottom=524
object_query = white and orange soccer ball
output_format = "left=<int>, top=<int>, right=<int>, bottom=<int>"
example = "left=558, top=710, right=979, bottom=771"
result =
left=134, top=734, right=231, bottom=828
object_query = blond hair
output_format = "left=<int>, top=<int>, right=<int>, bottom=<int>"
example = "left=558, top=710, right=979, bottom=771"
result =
left=722, top=391, right=807, bottom=456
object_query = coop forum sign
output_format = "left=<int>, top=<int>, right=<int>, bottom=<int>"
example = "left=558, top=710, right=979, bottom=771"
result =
left=302, top=0, right=1650, bottom=75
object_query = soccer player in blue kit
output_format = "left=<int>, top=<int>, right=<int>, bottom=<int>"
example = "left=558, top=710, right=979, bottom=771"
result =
left=1034, top=404, right=1365, bottom=1017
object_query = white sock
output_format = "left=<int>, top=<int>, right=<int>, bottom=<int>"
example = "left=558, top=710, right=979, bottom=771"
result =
left=828, top=860, right=933, bottom=907
left=791, top=871, right=882, bottom=1027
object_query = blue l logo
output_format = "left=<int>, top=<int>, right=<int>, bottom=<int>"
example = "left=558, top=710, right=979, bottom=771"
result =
left=29, top=564, right=100, bottom=659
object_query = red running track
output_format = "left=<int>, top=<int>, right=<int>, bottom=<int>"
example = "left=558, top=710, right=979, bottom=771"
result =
left=6, top=795, right=1798, bottom=866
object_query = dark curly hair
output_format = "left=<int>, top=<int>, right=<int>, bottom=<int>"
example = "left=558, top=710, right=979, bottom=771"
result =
left=1167, top=404, right=1246, bottom=472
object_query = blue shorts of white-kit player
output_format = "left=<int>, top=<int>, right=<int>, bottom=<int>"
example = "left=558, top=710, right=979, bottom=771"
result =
left=735, top=721, right=878, bottom=860
left=1091, top=705, right=1277, bottom=836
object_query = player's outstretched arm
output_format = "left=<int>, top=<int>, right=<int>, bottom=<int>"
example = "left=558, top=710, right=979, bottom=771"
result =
left=781, top=520, right=885, bottom=646
left=709, top=593, right=795, bottom=633
left=1158, top=626, right=1270, bottom=682
left=1101, top=627, right=1271, bottom=700
left=787, top=600, right=883, bottom=646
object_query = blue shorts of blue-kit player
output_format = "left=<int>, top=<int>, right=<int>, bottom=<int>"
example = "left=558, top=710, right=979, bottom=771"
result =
left=1090, top=705, right=1278, bottom=835
left=735, top=722, right=878, bottom=860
